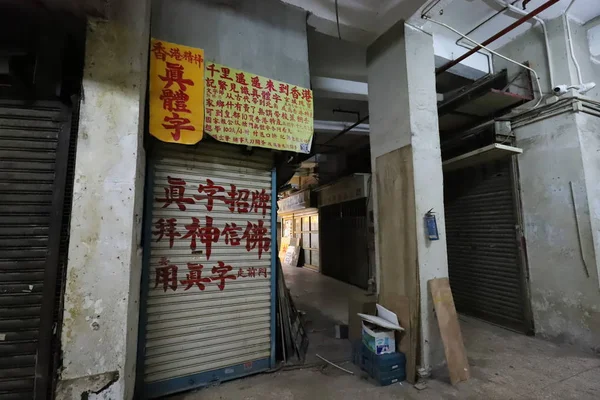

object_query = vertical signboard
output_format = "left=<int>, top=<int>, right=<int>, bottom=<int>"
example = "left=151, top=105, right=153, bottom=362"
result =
left=149, top=39, right=205, bottom=144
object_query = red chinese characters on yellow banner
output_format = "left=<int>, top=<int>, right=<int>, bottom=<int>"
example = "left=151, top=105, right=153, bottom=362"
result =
left=204, top=63, right=314, bottom=154
left=149, top=38, right=205, bottom=144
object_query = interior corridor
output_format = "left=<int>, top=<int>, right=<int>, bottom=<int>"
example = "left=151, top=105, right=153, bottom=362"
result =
left=281, top=264, right=366, bottom=365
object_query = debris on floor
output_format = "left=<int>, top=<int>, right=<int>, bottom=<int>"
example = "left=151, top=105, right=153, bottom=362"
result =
left=334, top=324, right=348, bottom=339
left=276, top=258, right=309, bottom=364
left=316, top=354, right=354, bottom=375
left=413, top=380, right=428, bottom=390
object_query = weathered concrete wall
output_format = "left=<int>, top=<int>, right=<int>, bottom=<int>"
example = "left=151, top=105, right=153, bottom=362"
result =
left=495, top=16, right=600, bottom=101
left=151, top=0, right=309, bottom=88
left=578, top=111, right=600, bottom=320
left=515, top=107, right=600, bottom=353
left=56, top=0, right=151, bottom=399
left=367, top=22, right=448, bottom=370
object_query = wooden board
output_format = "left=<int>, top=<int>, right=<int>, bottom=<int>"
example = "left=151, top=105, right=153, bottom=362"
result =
left=429, top=278, right=470, bottom=385
left=348, top=293, right=377, bottom=342
left=375, top=146, right=419, bottom=384
left=382, top=295, right=411, bottom=355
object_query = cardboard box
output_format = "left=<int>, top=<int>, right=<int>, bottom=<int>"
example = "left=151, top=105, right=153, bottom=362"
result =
left=348, top=294, right=377, bottom=342
left=362, top=321, right=396, bottom=355
left=358, top=304, right=404, bottom=355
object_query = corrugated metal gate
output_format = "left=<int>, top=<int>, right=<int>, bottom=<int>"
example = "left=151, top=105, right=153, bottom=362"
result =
left=137, top=142, right=275, bottom=399
left=0, top=101, right=73, bottom=399
left=320, top=198, right=369, bottom=289
left=444, top=159, right=530, bottom=332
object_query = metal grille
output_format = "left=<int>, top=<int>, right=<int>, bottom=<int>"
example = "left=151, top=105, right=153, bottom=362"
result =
left=142, top=142, right=273, bottom=393
left=320, top=198, right=368, bottom=289
left=0, top=101, right=67, bottom=399
left=444, top=160, right=526, bottom=331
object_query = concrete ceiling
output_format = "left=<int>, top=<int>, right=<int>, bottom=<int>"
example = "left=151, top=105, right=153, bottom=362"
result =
left=300, top=0, right=600, bottom=159
left=429, top=0, right=600, bottom=50
left=281, top=0, right=446, bottom=43
left=13, top=0, right=108, bottom=17
left=283, top=0, right=600, bottom=47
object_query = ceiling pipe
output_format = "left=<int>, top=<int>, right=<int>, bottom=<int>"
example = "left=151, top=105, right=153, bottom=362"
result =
left=435, top=0, right=561, bottom=75
left=425, top=16, right=543, bottom=109
left=322, top=114, right=369, bottom=145
left=564, top=0, right=584, bottom=86
left=491, top=0, right=554, bottom=90
left=453, top=1, right=521, bottom=75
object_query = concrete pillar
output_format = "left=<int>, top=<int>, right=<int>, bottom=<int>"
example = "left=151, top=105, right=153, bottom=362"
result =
left=56, top=1, right=150, bottom=399
left=367, top=22, right=448, bottom=371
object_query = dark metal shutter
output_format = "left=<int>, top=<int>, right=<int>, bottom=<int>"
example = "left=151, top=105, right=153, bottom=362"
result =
left=444, top=159, right=527, bottom=331
left=0, top=101, right=72, bottom=399
left=319, top=203, right=341, bottom=281
left=320, top=198, right=368, bottom=289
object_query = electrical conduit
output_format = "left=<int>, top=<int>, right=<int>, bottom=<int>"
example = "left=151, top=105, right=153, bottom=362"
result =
left=564, top=0, right=584, bottom=85
left=491, top=0, right=555, bottom=90
left=434, top=0, right=561, bottom=75
left=423, top=15, right=544, bottom=109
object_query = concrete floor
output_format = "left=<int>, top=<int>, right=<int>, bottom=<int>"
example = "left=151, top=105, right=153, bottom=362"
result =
left=282, top=265, right=365, bottom=365
left=171, top=267, right=600, bottom=400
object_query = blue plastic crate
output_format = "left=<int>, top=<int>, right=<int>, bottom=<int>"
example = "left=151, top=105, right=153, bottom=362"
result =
left=376, top=373, right=404, bottom=386
left=362, top=349, right=406, bottom=374
left=353, top=341, right=406, bottom=385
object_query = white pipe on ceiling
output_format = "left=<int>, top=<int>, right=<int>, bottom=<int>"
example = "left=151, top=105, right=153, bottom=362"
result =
left=423, top=15, right=544, bottom=109
left=564, top=0, right=584, bottom=86
left=490, top=0, right=555, bottom=90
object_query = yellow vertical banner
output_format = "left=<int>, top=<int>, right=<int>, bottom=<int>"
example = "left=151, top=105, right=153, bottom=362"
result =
left=204, top=63, right=314, bottom=154
left=149, top=38, right=205, bottom=144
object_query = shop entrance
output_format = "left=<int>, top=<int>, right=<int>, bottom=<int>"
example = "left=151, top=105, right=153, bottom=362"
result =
left=0, top=6, right=84, bottom=398
left=278, top=173, right=374, bottom=364
left=444, top=159, right=533, bottom=333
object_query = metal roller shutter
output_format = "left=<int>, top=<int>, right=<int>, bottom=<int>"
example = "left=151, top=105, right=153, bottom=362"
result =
left=0, top=101, right=72, bottom=399
left=320, top=198, right=368, bottom=289
left=444, top=160, right=528, bottom=332
left=139, top=142, right=274, bottom=398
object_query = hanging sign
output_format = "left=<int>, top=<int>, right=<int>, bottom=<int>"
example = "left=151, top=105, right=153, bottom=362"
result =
left=204, top=63, right=314, bottom=154
left=149, top=38, right=205, bottom=144
left=277, top=190, right=311, bottom=213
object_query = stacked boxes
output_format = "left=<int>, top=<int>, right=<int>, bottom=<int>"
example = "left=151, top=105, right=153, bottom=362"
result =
left=352, top=340, right=406, bottom=386
left=361, top=321, right=396, bottom=354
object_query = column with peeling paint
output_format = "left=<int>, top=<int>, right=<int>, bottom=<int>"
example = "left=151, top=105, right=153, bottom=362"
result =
left=56, top=0, right=151, bottom=399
